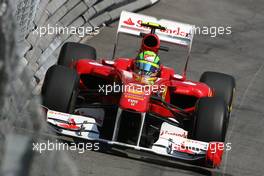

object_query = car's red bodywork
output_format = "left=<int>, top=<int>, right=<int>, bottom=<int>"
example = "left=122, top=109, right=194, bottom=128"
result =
left=73, top=58, right=213, bottom=117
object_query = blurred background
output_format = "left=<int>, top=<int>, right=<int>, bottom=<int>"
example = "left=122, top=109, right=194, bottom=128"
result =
left=1, top=0, right=264, bottom=176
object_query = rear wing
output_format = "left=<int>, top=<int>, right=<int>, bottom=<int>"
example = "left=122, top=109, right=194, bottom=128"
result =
left=117, top=11, right=195, bottom=48
left=114, top=11, right=196, bottom=79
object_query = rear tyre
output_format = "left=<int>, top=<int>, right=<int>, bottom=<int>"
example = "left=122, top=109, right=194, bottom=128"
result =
left=42, top=65, right=79, bottom=113
left=58, top=42, right=97, bottom=67
left=200, top=71, right=235, bottom=112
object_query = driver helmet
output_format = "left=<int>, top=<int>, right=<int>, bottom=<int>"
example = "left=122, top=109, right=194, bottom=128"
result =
left=135, top=50, right=160, bottom=78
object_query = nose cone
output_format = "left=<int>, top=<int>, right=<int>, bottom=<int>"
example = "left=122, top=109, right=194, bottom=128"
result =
left=119, top=83, right=151, bottom=113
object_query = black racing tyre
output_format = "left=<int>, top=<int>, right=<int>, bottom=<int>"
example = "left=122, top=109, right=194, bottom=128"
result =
left=193, top=97, right=228, bottom=142
left=42, top=65, right=79, bottom=113
left=200, top=71, right=235, bottom=112
left=58, top=42, right=96, bottom=67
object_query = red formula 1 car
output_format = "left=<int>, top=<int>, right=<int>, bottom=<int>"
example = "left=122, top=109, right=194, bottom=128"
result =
left=42, top=11, right=235, bottom=168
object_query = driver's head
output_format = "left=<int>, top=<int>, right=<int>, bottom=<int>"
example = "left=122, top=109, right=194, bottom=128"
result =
left=135, top=50, right=160, bottom=77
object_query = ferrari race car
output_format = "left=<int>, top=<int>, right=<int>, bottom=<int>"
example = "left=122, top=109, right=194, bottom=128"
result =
left=42, top=11, right=235, bottom=168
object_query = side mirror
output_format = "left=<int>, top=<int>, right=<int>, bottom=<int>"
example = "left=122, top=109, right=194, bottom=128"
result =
left=102, top=59, right=115, bottom=66
left=172, top=74, right=184, bottom=80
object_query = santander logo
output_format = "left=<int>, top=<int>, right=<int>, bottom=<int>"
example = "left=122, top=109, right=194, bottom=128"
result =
left=123, top=17, right=135, bottom=25
left=160, top=130, right=188, bottom=138
left=122, top=17, right=190, bottom=38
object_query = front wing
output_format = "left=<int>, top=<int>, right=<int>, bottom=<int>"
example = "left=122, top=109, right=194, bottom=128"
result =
left=46, top=109, right=224, bottom=167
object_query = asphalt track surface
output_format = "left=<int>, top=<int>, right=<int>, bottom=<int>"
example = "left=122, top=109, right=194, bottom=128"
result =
left=64, top=0, right=264, bottom=175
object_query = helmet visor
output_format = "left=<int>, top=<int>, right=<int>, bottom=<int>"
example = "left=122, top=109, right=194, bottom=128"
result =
left=135, top=60, right=159, bottom=76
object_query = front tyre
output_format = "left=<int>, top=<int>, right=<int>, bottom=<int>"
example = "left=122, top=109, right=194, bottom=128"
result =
left=193, top=97, right=228, bottom=142
left=41, top=65, right=79, bottom=113
left=193, top=97, right=228, bottom=168
left=58, top=42, right=97, bottom=67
